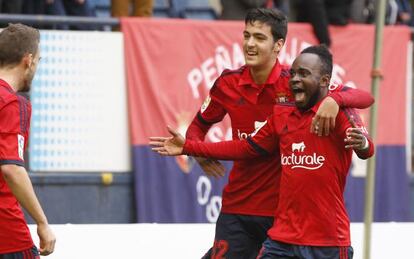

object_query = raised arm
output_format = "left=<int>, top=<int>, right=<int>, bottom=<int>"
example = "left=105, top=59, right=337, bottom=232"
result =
left=329, top=85, right=374, bottom=109
left=311, top=85, right=374, bottom=136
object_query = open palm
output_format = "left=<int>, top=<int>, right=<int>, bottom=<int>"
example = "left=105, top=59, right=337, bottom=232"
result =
left=149, top=126, right=185, bottom=156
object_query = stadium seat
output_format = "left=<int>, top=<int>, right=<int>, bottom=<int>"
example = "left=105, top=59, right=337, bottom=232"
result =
left=182, top=0, right=217, bottom=20
left=91, top=0, right=111, bottom=17
left=153, top=0, right=171, bottom=18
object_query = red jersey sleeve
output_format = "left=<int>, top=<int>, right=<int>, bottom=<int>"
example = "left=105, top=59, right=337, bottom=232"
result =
left=336, top=108, right=375, bottom=159
left=183, top=116, right=279, bottom=160
left=328, top=84, right=374, bottom=109
left=186, top=78, right=227, bottom=141
left=0, top=101, right=26, bottom=166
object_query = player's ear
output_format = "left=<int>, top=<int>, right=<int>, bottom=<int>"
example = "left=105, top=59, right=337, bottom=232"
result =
left=320, top=74, right=330, bottom=88
left=273, top=38, right=284, bottom=54
left=22, top=53, right=33, bottom=68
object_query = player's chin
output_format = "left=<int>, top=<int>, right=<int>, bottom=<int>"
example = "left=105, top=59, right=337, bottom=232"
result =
left=244, top=56, right=259, bottom=66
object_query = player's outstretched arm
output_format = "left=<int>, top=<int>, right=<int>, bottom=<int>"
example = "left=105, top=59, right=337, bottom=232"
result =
left=1, top=164, right=56, bottom=256
left=150, top=126, right=185, bottom=156
left=151, top=126, right=262, bottom=160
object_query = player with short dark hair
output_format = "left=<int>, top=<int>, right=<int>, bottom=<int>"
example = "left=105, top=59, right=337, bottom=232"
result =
left=172, top=8, right=373, bottom=259
left=151, top=45, right=374, bottom=259
left=0, top=23, right=56, bottom=258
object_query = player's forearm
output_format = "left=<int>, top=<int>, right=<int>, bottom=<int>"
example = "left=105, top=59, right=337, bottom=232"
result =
left=1, top=165, right=48, bottom=225
left=183, top=139, right=259, bottom=160
left=330, top=87, right=374, bottom=109
left=185, top=114, right=212, bottom=141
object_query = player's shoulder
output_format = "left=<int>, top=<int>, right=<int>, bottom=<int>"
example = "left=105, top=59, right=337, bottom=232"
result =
left=279, top=64, right=291, bottom=78
left=220, top=66, right=246, bottom=78
left=328, top=83, right=349, bottom=93
left=211, top=66, right=246, bottom=92
left=0, top=86, right=19, bottom=110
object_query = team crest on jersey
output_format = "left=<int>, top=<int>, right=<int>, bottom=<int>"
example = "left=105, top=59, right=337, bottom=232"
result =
left=201, top=96, right=211, bottom=113
left=18, top=134, right=24, bottom=160
left=281, top=141, right=326, bottom=170
left=275, top=93, right=288, bottom=103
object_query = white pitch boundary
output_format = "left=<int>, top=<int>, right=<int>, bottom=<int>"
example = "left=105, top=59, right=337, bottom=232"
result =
left=28, top=223, right=413, bottom=259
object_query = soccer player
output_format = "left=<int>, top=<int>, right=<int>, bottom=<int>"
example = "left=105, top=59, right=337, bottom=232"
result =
left=180, top=8, right=373, bottom=259
left=151, top=45, right=374, bottom=259
left=0, top=24, right=56, bottom=258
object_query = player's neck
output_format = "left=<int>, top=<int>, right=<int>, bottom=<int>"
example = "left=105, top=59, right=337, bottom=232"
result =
left=0, top=68, right=23, bottom=92
left=249, top=63, right=274, bottom=85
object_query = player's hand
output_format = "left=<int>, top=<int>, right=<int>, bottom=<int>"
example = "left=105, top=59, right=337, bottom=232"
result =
left=344, top=116, right=368, bottom=151
left=195, top=157, right=226, bottom=178
left=149, top=126, right=185, bottom=156
left=311, top=96, right=339, bottom=136
left=37, top=223, right=56, bottom=256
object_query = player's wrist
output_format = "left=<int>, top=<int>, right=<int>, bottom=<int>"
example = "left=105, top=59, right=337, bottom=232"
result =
left=361, top=136, right=369, bottom=150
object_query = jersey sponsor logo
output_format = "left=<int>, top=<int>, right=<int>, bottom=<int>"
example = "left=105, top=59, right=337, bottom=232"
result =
left=281, top=141, right=325, bottom=170
left=200, top=95, right=211, bottom=113
left=292, top=141, right=306, bottom=152
left=237, top=120, right=266, bottom=139
left=18, top=134, right=24, bottom=160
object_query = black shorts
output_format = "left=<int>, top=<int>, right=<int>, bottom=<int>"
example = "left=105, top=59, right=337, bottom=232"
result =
left=258, top=238, right=353, bottom=259
left=0, top=246, right=40, bottom=259
left=202, top=212, right=274, bottom=259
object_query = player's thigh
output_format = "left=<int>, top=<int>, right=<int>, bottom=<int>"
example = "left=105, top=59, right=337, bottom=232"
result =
left=1, top=246, right=40, bottom=259
left=243, top=214, right=274, bottom=244
left=211, top=213, right=257, bottom=259
left=201, top=247, right=213, bottom=259
left=298, top=245, right=353, bottom=259
left=257, top=238, right=297, bottom=259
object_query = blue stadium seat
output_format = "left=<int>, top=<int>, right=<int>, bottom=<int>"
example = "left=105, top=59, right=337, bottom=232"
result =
left=183, top=0, right=217, bottom=20
left=90, top=0, right=111, bottom=17
left=153, top=0, right=171, bottom=18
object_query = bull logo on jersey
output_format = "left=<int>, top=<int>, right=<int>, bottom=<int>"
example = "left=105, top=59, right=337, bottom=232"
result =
left=292, top=141, right=306, bottom=152
left=175, top=112, right=195, bottom=174
left=281, top=141, right=325, bottom=170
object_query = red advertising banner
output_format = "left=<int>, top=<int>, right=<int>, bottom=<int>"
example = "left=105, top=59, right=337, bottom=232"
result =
left=123, top=18, right=410, bottom=146
left=122, top=18, right=412, bottom=223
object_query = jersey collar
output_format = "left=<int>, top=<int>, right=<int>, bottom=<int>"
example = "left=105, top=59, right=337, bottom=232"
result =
left=292, top=98, right=325, bottom=117
left=0, top=79, right=15, bottom=93
left=238, top=60, right=282, bottom=88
